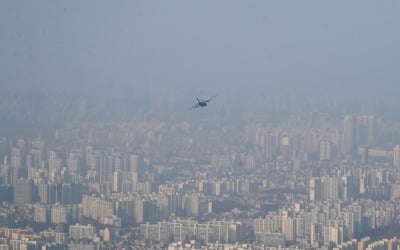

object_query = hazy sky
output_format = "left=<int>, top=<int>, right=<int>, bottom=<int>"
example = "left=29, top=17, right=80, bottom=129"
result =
left=1, top=1, right=399, bottom=100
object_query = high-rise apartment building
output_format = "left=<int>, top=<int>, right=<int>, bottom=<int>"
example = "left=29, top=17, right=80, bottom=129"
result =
left=343, top=115, right=357, bottom=156
left=394, top=145, right=400, bottom=168
left=14, top=178, right=34, bottom=205
left=129, top=154, right=138, bottom=172
left=82, top=195, right=113, bottom=224
left=366, top=115, right=377, bottom=146
left=309, top=178, right=323, bottom=201
left=320, top=140, right=332, bottom=161
left=282, top=217, right=296, bottom=242
left=69, top=224, right=95, bottom=240
left=357, top=115, right=378, bottom=146
left=33, top=204, right=50, bottom=223
left=112, top=171, right=122, bottom=193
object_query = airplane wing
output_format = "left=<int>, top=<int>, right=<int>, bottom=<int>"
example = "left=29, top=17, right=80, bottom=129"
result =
left=205, top=95, right=217, bottom=102
left=189, top=104, right=200, bottom=110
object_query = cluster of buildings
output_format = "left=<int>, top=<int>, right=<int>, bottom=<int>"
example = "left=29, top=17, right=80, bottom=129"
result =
left=0, top=225, right=102, bottom=250
left=140, top=219, right=242, bottom=244
left=251, top=115, right=389, bottom=163
left=1, top=113, right=400, bottom=249
left=254, top=200, right=398, bottom=248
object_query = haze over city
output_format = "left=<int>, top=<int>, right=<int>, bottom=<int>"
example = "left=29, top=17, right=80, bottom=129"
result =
left=0, top=1, right=400, bottom=249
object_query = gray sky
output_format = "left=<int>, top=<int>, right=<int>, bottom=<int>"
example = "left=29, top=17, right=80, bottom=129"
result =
left=1, top=1, right=399, bottom=101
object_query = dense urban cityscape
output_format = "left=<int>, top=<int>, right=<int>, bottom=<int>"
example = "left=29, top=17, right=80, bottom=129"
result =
left=1, top=96, right=400, bottom=250
left=2, top=1, right=400, bottom=249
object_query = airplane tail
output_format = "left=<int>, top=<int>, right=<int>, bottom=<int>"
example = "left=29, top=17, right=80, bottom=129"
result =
left=196, top=97, right=200, bottom=104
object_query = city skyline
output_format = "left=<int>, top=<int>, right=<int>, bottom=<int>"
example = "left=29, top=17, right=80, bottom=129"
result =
left=1, top=1, right=400, bottom=249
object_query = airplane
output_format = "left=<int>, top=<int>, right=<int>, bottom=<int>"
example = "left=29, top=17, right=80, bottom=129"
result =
left=190, top=95, right=217, bottom=109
